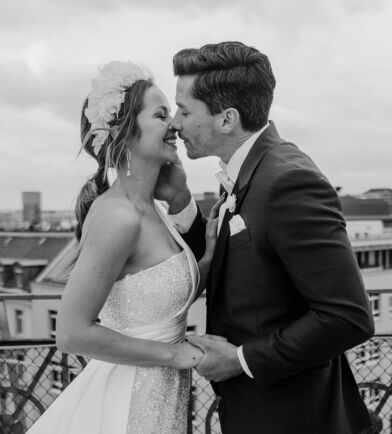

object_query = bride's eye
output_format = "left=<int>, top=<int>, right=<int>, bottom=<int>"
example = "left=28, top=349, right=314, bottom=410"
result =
left=157, top=111, right=168, bottom=119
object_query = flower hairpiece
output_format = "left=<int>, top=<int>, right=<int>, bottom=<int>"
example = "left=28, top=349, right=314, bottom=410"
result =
left=84, top=61, right=152, bottom=155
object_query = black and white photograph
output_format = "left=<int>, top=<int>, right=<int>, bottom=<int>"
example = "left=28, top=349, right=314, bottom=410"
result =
left=0, top=1, right=391, bottom=433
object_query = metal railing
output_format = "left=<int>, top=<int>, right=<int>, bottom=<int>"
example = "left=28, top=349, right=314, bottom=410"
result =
left=0, top=337, right=391, bottom=433
left=0, top=293, right=390, bottom=433
left=0, top=341, right=86, bottom=433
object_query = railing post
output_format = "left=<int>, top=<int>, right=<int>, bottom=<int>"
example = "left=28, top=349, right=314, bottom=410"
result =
left=61, top=353, right=69, bottom=390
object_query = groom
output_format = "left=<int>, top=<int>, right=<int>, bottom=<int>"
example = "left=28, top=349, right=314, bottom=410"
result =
left=159, top=41, right=374, bottom=434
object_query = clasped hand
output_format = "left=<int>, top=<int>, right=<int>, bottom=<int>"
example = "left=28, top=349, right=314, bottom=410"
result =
left=187, top=334, right=243, bottom=382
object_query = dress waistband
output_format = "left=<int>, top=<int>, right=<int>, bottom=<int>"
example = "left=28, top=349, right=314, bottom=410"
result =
left=103, top=311, right=188, bottom=344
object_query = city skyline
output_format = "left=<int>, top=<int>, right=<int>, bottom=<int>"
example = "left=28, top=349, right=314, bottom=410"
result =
left=1, top=0, right=391, bottom=210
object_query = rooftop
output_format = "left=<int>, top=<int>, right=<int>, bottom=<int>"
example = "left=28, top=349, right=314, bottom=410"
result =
left=364, top=188, right=392, bottom=194
left=340, top=196, right=391, bottom=218
left=0, top=232, right=73, bottom=264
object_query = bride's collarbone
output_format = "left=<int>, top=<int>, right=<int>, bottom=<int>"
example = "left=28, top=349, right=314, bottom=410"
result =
left=138, top=215, right=179, bottom=250
left=120, top=206, right=182, bottom=276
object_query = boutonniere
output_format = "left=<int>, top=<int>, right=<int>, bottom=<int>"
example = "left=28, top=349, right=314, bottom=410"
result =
left=226, top=193, right=237, bottom=213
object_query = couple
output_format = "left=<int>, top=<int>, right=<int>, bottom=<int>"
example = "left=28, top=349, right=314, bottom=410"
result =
left=27, top=42, right=374, bottom=434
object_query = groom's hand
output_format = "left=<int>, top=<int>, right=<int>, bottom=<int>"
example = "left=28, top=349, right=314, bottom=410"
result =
left=188, top=335, right=243, bottom=382
left=154, top=159, right=192, bottom=214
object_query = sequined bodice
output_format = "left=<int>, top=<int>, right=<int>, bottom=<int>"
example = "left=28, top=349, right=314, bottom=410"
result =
left=97, top=250, right=194, bottom=433
left=99, top=251, right=192, bottom=330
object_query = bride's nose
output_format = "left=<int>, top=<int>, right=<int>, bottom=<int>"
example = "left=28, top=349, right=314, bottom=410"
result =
left=169, top=113, right=182, bottom=132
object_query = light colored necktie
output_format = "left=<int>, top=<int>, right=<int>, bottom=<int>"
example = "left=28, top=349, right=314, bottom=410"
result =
left=215, top=161, right=234, bottom=195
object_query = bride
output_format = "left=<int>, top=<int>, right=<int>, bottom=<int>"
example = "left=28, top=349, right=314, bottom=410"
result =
left=27, top=61, right=220, bottom=433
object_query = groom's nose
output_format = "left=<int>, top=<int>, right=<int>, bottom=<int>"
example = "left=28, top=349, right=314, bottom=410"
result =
left=169, top=111, right=182, bottom=132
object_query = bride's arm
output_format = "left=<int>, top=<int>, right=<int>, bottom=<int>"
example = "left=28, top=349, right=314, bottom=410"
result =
left=56, top=204, right=202, bottom=369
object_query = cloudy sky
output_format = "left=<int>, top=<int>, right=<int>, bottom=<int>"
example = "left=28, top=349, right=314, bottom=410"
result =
left=1, top=0, right=391, bottom=210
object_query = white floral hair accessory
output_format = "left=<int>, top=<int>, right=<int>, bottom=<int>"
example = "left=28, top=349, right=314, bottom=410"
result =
left=83, top=61, right=152, bottom=155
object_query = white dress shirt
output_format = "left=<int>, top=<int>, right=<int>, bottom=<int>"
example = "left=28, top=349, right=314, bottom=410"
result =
left=170, top=123, right=269, bottom=379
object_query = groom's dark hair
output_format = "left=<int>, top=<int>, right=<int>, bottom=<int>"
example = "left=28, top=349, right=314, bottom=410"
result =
left=173, top=41, right=275, bottom=132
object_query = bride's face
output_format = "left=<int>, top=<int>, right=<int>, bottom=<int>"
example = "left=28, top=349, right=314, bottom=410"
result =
left=133, top=86, right=178, bottom=165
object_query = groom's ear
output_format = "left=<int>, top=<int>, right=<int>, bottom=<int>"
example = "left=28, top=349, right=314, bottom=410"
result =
left=218, top=108, right=240, bottom=134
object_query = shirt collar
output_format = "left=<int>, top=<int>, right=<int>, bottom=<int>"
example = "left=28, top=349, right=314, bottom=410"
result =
left=221, top=122, right=269, bottom=184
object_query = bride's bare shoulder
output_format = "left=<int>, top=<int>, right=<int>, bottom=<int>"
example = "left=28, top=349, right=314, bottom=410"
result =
left=82, top=196, right=141, bottom=247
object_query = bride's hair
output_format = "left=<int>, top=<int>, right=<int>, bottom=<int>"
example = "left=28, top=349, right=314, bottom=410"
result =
left=74, top=79, right=153, bottom=241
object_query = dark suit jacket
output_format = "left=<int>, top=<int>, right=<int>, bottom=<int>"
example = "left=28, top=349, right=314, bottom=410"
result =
left=184, top=122, right=374, bottom=434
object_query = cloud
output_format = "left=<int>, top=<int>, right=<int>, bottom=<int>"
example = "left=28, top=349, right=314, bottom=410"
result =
left=0, top=0, right=391, bottom=209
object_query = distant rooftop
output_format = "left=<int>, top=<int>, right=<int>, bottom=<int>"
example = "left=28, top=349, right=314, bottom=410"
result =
left=364, top=188, right=392, bottom=194
left=340, top=196, right=391, bottom=218
left=0, top=232, right=73, bottom=263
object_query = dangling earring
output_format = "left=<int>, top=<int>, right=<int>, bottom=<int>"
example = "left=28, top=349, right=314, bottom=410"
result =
left=126, top=149, right=131, bottom=177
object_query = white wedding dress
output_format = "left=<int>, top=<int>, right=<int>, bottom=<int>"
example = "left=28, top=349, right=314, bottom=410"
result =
left=27, top=203, right=199, bottom=434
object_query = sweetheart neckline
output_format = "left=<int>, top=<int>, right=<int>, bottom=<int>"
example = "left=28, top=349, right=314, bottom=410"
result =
left=113, top=251, right=186, bottom=286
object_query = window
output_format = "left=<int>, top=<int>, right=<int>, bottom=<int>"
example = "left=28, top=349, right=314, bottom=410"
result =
left=355, top=341, right=380, bottom=368
left=362, top=251, right=369, bottom=268
left=369, top=294, right=380, bottom=320
left=14, top=310, right=24, bottom=336
left=0, top=265, right=4, bottom=286
left=2, top=352, right=26, bottom=379
left=381, top=250, right=387, bottom=269
left=389, top=295, right=392, bottom=316
left=14, top=269, right=23, bottom=288
left=360, top=377, right=381, bottom=409
left=49, top=361, right=79, bottom=396
left=368, top=251, right=376, bottom=267
left=48, top=310, right=57, bottom=339
left=49, top=363, right=63, bottom=395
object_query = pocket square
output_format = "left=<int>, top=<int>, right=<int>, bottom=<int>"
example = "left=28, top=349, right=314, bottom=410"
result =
left=229, top=214, right=246, bottom=236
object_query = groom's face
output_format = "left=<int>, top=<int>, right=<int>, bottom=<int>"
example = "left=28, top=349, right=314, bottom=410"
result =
left=173, top=75, right=221, bottom=159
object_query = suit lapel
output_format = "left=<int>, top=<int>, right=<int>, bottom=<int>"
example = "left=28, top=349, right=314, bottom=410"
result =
left=208, top=122, right=284, bottom=308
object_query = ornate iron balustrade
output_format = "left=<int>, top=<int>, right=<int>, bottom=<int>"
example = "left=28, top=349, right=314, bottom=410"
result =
left=0, top=338, right=390, bottom=433
left=0, top=294, right=390, bottom=433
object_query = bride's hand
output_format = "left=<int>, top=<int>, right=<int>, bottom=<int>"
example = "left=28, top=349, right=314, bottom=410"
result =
left=203, top=194, right=226, bottom=261
left=154, top=158, right=192, bottom=214
left=171, top=342, right=204, bottom=369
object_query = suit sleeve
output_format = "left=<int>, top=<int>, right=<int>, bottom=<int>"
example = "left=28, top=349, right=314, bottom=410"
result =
left=182, top=206, right=207, bottom=262
left=242, top=168, right=375, bottom=387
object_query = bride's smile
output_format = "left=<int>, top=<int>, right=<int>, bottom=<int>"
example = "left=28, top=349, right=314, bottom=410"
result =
left=133, top=86, right=178, bottom=166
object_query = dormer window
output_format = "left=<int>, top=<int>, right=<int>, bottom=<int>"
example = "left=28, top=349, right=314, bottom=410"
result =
left=15, top=310, right=24, bottom=336
left=14, top=268, right=23, bottom=288
left=38, top=238, right=47, bottom=245
left=48, top=310, right=57, bottom=339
